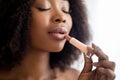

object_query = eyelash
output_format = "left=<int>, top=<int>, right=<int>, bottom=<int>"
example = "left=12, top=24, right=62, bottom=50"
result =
left=37, top=7, right=71, bottom=14
left=62, top=9, right=71, bottom=14
left=37, top=7, right=51, bottom=11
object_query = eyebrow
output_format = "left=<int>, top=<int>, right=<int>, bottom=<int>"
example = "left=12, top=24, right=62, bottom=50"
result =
left=63, top=0, right=69, bottom=3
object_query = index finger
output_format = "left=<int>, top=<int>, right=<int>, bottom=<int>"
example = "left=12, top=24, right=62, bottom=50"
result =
left=92, top=43, right=109, bottom=60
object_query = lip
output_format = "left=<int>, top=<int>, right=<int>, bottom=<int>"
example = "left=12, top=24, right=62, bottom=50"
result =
left=48, top=27, right=68, bottom=40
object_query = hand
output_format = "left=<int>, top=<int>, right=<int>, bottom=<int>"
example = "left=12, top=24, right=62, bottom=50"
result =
left=78, top=43, right=116, bottom=80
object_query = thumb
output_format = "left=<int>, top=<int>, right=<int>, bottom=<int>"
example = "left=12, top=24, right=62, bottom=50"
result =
left=81, top=47, right=93, bottom=73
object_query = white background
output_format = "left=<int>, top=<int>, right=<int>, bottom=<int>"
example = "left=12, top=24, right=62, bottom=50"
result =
left=72, top=0, right=120, bottom=80
left=85, top=0, right=120, bottom=80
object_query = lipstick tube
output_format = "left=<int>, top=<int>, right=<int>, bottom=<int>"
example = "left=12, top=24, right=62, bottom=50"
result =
left=65, top=35, right=94, bottom=73
left=65, top=35, right=88, bottom=54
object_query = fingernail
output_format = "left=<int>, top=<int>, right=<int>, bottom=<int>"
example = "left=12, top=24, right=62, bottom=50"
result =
left=92, top=43, right=97, bottom=48
left=92, top=43, right=95, bottom=47
left=87, top=46, right=94, bottom=53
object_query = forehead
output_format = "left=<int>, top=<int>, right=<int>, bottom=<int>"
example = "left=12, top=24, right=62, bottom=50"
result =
left=32, top=0, right=70, bottom=7
left=33, top=0, right=69, bottom=3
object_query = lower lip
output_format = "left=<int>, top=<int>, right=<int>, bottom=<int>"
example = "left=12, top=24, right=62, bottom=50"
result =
left=49, top=33, right=66, bottom=40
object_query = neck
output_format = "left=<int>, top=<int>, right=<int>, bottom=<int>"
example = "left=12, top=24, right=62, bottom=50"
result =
left=1, top=48, right=52, bottom=80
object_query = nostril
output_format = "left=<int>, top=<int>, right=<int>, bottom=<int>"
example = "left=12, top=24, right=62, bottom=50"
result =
left=55, top=18, right=66, bottom=23
left=55, top=19, right=61, bottom=22
left=63, top=20, right=66, bottom=23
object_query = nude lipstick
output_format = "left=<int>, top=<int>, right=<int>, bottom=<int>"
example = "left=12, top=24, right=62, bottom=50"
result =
left=65, top=35, right=89, bottom=54
left=48, top=27, right=67, bottom=40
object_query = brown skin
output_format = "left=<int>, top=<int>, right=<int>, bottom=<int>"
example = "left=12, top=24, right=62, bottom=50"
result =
left=79, top=44, right=116, bottom=80
left=29, top=0, right=72, bottom=52
left=0, top=0, right=115, bottom=80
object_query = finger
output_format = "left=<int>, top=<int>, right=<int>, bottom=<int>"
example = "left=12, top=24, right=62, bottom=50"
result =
left=87, top=46, right=94, bottom=53
left=93, top=60, right=116, bottom=71
left=92, top=43, right=109, bottom=60
left=81, top=46, right=94, bottom=73
left=82, top=54, right=93, bottom=73
left=97, top=67, right=116, bottom=80
left=86, top=46, right=94, bottom=58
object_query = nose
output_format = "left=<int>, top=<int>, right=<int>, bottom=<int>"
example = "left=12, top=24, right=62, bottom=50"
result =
left=51, top=12, right=66, bottom=23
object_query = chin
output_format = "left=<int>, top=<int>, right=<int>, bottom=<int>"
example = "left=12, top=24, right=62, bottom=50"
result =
left=49, top=42, right=66, bottom=52
left=53, top=49, right=63, bottom=52
left=50, top=46, right=64, bottom=52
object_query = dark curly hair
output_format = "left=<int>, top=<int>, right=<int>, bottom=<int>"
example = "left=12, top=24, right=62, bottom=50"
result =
left=0, top=0, right=91, bottom=71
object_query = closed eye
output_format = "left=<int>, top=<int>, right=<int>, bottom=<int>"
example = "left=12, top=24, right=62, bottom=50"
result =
left=37, top=7, right=51, bottom=11
left=62, top=9, right=71, bottom=14
left=62, top=7, right=71, bottom=14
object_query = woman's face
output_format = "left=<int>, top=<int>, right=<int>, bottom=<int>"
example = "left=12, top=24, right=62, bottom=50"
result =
left=30, top=0, right=72, bottom=52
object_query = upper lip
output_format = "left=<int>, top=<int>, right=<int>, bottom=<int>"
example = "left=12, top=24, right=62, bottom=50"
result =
left=48, top=27, right=67, bottom=34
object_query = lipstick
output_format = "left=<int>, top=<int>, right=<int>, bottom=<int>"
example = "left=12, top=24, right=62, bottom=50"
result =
left=48, top=27, right=67, bottom=40
left=65, top=35, right=89, bottom=54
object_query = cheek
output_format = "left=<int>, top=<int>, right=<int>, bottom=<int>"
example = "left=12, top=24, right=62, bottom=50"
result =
left=29, top=12, right=50, bottom=48
left=30, top=8, right=50, bottom=29
left=67, top=15, right=72, bottom=33
left=30, top=16, right=47, bottom=41
left=30, top=14, right=49, bottom=29
left=29, top=12, right=50, bottom=40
